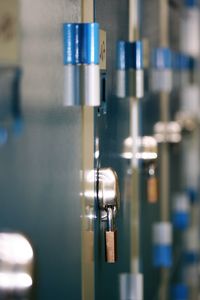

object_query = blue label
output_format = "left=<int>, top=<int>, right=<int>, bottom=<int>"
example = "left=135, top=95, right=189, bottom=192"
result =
left=116, top=40, right=143, bottom=70
left=184, top=251, right=199, bottom=264
left=152, top=47, right=172, bottom=69
left=173, top=212, right=189, bottom=230
left=116, top=41, right=127, bottom=70
left=63, top=23, right=76, bottom=64
left=134, top=41, right=143, bottom=69
left=179, top=54, right=190, bottom=70
left=185, top=0, right=198, bottom=7
left=63, top=23, right=99, bottom=65
left=172, top=284, right=189, bottom=300
left=172, top=53, right=192, bottom=70
left=186, top=188, right=198, bottom=203
left=74, top=23, right=83, bottom=64
left=172, top=52, right=180, bottom=70
left=83, top=23, right=99, bottom=64
left=127, top=41, right=143, bottom=69
left=153, top=245, right=172, bottom=268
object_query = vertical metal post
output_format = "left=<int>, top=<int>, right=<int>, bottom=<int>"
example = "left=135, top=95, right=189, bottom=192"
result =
left=129, top=0, right=140, bottom=274
left=159, top=0, right=170, bottom=223
left=129, top=0, right=140, bottom=42
left=159, top=1, right=170, bottom=299
left=81, top=1, right=95, bottom=300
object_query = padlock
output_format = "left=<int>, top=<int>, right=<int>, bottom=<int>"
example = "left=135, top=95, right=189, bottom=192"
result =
left=97, top=168, right=120, bottom=263
left=105, top=207, right=117, bottom=263
left=147, top=164, right=158, bottom=204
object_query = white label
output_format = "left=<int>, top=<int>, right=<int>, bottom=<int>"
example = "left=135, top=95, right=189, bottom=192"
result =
left=180, top=9, right=200, bottom=57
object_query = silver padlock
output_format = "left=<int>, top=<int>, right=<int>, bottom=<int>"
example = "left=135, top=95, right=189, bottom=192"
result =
left=147, top=163, right=158, bottom=204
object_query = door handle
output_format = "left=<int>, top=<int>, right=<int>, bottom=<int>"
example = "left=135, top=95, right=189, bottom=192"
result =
left=97, top=168, right=120, bottom=263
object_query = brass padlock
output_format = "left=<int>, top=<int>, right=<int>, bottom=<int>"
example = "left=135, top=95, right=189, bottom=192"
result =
left=147, top=164, right=158, bottom=203
left=137, top=137, right=158, bottom=204
left=105, top=231, right=117, bottom=263
left=97, top=168, right=120, bottom=263
left=105, top=207, right=117, bottom=263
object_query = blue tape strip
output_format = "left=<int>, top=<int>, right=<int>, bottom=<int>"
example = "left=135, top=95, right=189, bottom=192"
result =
left=127, top=41, right=143, bottom=69
left=153, top=245, right=172, bottom=268
left=172, top=52, right=180, bottom=70
left=172, top=212, right=189, bottom=230
left=184, top=251, right=199, bottom=264
left=152, top=47, right=172, bottom=69
left=63, top=23, right=99, bottom=65
left=116, top=41, right=127, bottom=70
left=63, top=23, right=76, bottom=64
left=185, top=0, right=198, bottom=7
left=172, top=284, right=189, bottom=300
left=83, top=23, right=99, bottom=64
left=74, top=23, right=83, bottom=64
left=179, top=54, right=190, bottom=70
left=134, top=41, right=143, bottom=69
left=186, top=188, right=198, bottom=203
left=116, top=40, right=143, bottom=70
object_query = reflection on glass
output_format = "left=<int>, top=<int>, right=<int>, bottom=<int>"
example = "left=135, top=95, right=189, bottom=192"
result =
left=0, top=233, right=33, bottom=264
left=122, top=136, right=158, bottom=161
left=81, top=170, right=95, bottom=266
left=154, top=121, right=181, bottom=143
left=119, top=273, right=143, bottom=300
left=0, top=233, right=34, bottom=292
left=0, top=272, right=32, bottom=290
